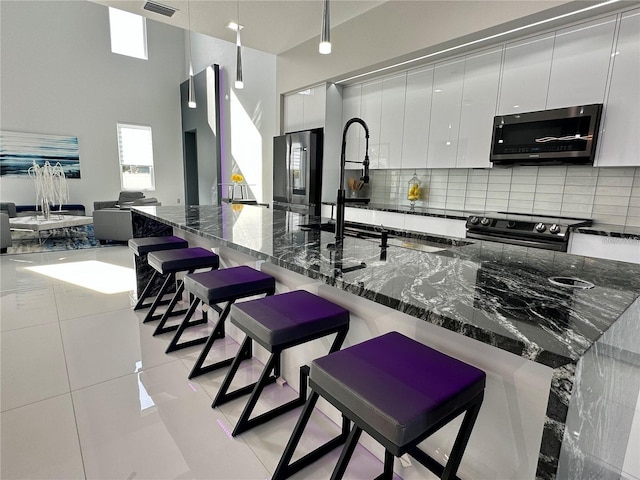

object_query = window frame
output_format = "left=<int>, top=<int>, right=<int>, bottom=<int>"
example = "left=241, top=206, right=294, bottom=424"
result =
left=116, top=122, right=156, bottom=192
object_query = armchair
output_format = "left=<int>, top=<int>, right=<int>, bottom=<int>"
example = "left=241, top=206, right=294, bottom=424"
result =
left=0, top=202, right=17, bottom=218
left=1, top=212, right=12, bottom=253
left=93, top=192, right=160, bottom=243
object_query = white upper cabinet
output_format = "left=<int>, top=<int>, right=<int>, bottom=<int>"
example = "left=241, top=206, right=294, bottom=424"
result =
left=284, top=93, right=304, bottom=133
left=597, top=9, right=640, bottom=167
left=427, top=57, right=465, bottom=168
left=283, top=85, right=326, bottom=132
left=341, top=84, right=361, bottom=163
left=359, top=79, right=383, bottom=168
left=337, top=8, right=638, bottom=170
left=302, top=85, right=326, bottom=130
left=457, top=47, right=502, bottom=168
left=498, top=33, right=554, bottom=115
left=546, top=16, right=617, bottom=109
left=379, top=73, right=407, bottom=169
left=402, top=67, right=434, bottom=170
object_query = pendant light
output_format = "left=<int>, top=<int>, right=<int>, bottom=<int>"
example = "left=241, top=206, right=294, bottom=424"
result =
left=235, top=0, right=244, bottom=89
left=187, top=0, right=196, bottom=108
left=319, top=0, right=331, bottom=54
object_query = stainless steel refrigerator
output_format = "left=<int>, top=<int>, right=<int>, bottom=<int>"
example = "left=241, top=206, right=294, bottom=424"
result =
left=273, top=128, right=323, bottom=216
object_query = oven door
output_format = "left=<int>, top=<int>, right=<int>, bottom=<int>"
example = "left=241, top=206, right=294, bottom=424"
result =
left=466, top=231, right=568, bottom=251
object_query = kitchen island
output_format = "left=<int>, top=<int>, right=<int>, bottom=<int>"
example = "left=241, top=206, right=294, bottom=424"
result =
left=131, top=204, right=640, bottom=480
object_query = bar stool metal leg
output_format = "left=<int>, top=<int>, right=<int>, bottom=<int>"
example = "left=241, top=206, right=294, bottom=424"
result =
left=374, top=451, right=396, bottom=480
left=165, top=301, right=222, bottom=353
left=164, top=297, right=206, bottom=352
left=215, top=326, right=349, bottom=436
left=188, top=301, right=249, bottom=379
left=153, top=269, right=204, bottom=336
left=133, top=269, right=161, bottom=310
left=227, top=350, right=302, bottom=436
left=330, top=424, right=363, bottom=480
left=142, top=272, right=176, bottom=323
left=272, top=391, right=352, bottom=480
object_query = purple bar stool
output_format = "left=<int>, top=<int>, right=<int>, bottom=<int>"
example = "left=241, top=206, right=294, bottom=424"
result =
left=163, top=266, right=276, bottom=380
left=212, top=290, right=350, bottom=437
left=128, top=236, right=188, bottom=310
left=142, top=247, right=219, bottom=325
left=273, top=331, right=485, bottom=480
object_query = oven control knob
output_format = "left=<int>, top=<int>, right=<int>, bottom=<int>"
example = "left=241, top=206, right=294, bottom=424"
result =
left=468, top=216, right=480, bottom=225
left=507, top=221, right=516, bottom=228
left=549, top=224, right=561, bottom=234
left=535, top=222, right=546, bottom=233
left=480, top=217, right=491, bottom=226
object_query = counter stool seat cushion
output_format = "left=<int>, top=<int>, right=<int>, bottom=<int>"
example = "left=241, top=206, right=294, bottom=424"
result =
left=231, top=290, right=350, bottom=350
left=148, top=247, right=219, bottom=274
left=129, top=236, right=188, bottom=256
left=311, top=331, right=486, bottom=450
left=184, top=266, right=275, bottom=305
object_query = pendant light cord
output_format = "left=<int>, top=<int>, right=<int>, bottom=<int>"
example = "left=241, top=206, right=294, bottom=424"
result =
left=187, top=0, right=192, bottom=69
left=186, top=0, right=196, bottom=107
left=235, top=0, right=244, bottom=89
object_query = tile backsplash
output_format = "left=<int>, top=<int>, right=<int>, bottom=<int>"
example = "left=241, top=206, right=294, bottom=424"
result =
left=366, top=166, right=640, bottom=227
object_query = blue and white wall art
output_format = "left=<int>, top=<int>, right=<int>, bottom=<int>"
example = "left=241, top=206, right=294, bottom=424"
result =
left=0, top=130, right=80, bottom=178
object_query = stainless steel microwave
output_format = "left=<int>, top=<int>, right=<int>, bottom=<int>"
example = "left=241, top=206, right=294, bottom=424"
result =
left=490, top=104, right=603, bottom=166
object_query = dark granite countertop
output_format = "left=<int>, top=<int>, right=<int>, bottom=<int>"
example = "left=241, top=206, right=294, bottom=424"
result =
left=133, top=204, right=640, bottom=370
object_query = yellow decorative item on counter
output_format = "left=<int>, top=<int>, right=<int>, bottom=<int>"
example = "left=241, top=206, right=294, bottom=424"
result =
left=231, top=173, right=244, bottom=183
left=407, top=172, right=421, bottom=208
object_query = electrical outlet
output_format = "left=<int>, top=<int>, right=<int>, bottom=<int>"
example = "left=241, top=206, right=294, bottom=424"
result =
left=177, top=198, right=181, bottom=204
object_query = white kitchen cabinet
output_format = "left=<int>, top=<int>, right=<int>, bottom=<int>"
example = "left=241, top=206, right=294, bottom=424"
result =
left=359, top=79, right=383, bottom=168
left=546, top=16, right=617, bottom=109
left=597, top=9, right=640, bottom=167
left=345, top=206, right=468, bottom=239
left=321, top=204, right=335, bottom=219
left=404, top=214, right=467, bottom=239
left=427, top=57, right=465, bottom=168
left=341, top=84, right=361, bottom=163
left=379, top=73, right=407, bottom=170
left=284, top=92, right=304, bottom=132
left=457, top=47, right=502, bottom=168
left=284, top=85, right=326, bottom=132
left=302, top=85, right=326, bottom=130
left=402, top=66, right=434, bottom=170
left=498, top=33, right=554, bottom=115
left=569, top=232, right=640, bottom=264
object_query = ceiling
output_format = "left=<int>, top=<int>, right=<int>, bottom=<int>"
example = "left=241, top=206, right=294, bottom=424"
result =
left=89, top=0, right=385, bottom=55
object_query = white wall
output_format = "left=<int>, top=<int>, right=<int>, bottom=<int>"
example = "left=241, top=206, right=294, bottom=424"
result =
left=189, top=32, right=277, bottom=205
left=0, top=0, right=185, bottom=213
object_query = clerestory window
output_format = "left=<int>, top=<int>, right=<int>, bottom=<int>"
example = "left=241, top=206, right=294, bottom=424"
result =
left=109, top=7, right=148, bottom=60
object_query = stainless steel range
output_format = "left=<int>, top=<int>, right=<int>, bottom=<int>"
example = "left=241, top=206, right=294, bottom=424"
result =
left=465, top=212, right=592, bottom=252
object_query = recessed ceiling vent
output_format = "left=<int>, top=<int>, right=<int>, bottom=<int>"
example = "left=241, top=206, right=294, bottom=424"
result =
left=143, top=1, right=178, bottom=17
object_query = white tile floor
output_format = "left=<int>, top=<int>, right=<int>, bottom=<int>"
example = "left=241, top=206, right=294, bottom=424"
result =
left=0, top=246, right=389, bottom=480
